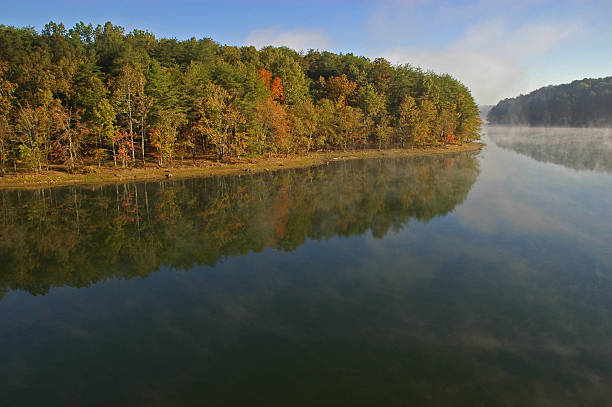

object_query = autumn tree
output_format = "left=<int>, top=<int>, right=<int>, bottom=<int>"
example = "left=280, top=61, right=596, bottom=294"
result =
left=114, top=130, right=130, bottom=168
left=150, top=109, right=186, bottom=166
left=258, top=68, right=285, bottom=102
left=51, top=103, right=88, bottom=170
left=133, top=71, right=152, bottom=164
left=193, top=83, right=242, bottom=160
left=359, top=84, right=387, bottom=147
left=455, top=89, right=482, bottom=142
left=414, top=98, right=438, bottom=146
left=336, top=103, right=365, bottom=150
left=92, top=99, right=116, bottom=166
left=113, top=64, right=140, bottom=162
left=256, top=69, right=290, bottom=153
left=182, top=61, right=212, bottom=155
left=315, top=99, right=338, bottom=150
left=256, top=99, right=290, bottom=154
left=438, top=108, right=458, bottom=143
left=369, top=58, right=393, bottom=96
left=259, top=48, right=310, bottom=105
left=15, top=106, right=52, bottom=173
left=0, top=60, right=16, bottom=171
left=398, top=95, right=418, bottom=147
left=0, top=117, right=11, bottom=171
left=319, top=74, right=357, bottom=104
left=0, top=21, right=483, bottom=170
left=287, top=100, right=317, bottom=152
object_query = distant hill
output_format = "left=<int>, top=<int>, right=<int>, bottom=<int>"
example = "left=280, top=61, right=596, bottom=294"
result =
left=487, top=77, right=612, bottom=127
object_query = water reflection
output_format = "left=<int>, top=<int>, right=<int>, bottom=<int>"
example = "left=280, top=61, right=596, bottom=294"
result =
left=486, top=125, right=612, bottom=173
left=0, top=153, right=479, bottom=299
left=3, top=143, right=612, bottom=406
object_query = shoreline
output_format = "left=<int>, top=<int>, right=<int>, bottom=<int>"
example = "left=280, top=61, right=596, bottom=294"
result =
left=0, top=142, right=484, bottom=190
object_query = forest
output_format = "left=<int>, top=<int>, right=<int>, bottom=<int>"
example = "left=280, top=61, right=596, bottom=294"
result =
left=0, top=153, right=479, bottom=298
left=487, top=76, right=612, bottom=126
left=0, top=21, right=481, bottom=174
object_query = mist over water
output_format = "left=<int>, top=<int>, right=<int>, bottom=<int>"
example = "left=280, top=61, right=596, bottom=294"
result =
left=485, top=125, right=612, bottom=173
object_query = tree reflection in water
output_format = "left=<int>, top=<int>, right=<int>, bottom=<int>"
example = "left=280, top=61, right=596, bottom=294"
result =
left=0, top=152, right=480, bottom=298
left=487, top=125, right=612, bottom=173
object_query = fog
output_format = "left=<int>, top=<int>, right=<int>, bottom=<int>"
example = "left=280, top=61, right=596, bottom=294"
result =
left=485, top=125, right=612, bottom=173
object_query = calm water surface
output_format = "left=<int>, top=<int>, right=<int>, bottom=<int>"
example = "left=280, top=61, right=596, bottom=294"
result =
left=1, top=126, right=611, bottom=406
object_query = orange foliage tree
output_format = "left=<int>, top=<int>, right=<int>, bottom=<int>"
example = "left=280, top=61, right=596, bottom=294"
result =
left=258, top=68, right=285, bottom=102
left=257, top=68, right=290, bottom=153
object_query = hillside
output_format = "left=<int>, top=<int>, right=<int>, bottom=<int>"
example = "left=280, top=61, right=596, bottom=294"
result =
left=0, top=21, right=481, bottom=175
left=487, top=77, right=612, bottom=126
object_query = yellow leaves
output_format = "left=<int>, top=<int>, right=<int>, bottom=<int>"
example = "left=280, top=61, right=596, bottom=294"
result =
left=320, top=74, right=357, bottom=105
left=0, top=60, right=16, bottom=117
left=256, top=99, right=290, bottom=153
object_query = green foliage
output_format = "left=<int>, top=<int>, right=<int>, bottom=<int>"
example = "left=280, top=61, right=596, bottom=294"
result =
left=150, top=109, right=186, bottom=165
left=18, top=144, right=38, bottom=171
left=15, top=106, right=51, bottom=172
left=0, top=21, right=482, bottom=172
left=195, top=82, right=242, bottom=160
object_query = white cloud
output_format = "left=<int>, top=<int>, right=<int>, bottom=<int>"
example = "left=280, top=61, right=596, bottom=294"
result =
left=243, top=27, right=332, bottom=51
left=381, top=19, right=582, bottom=105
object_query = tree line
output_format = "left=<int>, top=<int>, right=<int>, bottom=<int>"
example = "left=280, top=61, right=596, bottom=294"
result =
left=487, top=76, right=612, bottom=126
left=0, top=21, right=481, bottom=173
left=0, top=153, right=479, bottom=297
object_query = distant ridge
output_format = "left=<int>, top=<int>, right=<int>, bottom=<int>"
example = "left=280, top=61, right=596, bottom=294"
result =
left=488, top=77, right=612, bottom=127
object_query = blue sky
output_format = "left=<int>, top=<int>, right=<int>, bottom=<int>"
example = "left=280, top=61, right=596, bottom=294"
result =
left=3, top=0, right=612, bottom=104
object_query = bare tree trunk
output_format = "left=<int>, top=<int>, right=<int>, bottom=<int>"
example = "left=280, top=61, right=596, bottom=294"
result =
left=128, top=89, right=135, bottom=163
left=68, top=132, right=74, bottom=169
left=96, top=135, right=101, bottom=168
left=141, top=116, right=145, bottom=165
left=67, top=109, right=74, bottom=169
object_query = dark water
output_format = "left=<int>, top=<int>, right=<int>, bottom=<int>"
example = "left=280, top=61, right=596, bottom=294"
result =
left=1, top=128, right=611, bottom=406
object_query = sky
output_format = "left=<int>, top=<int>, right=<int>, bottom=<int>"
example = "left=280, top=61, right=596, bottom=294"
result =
left=3, top=0, right=612, bottom=105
